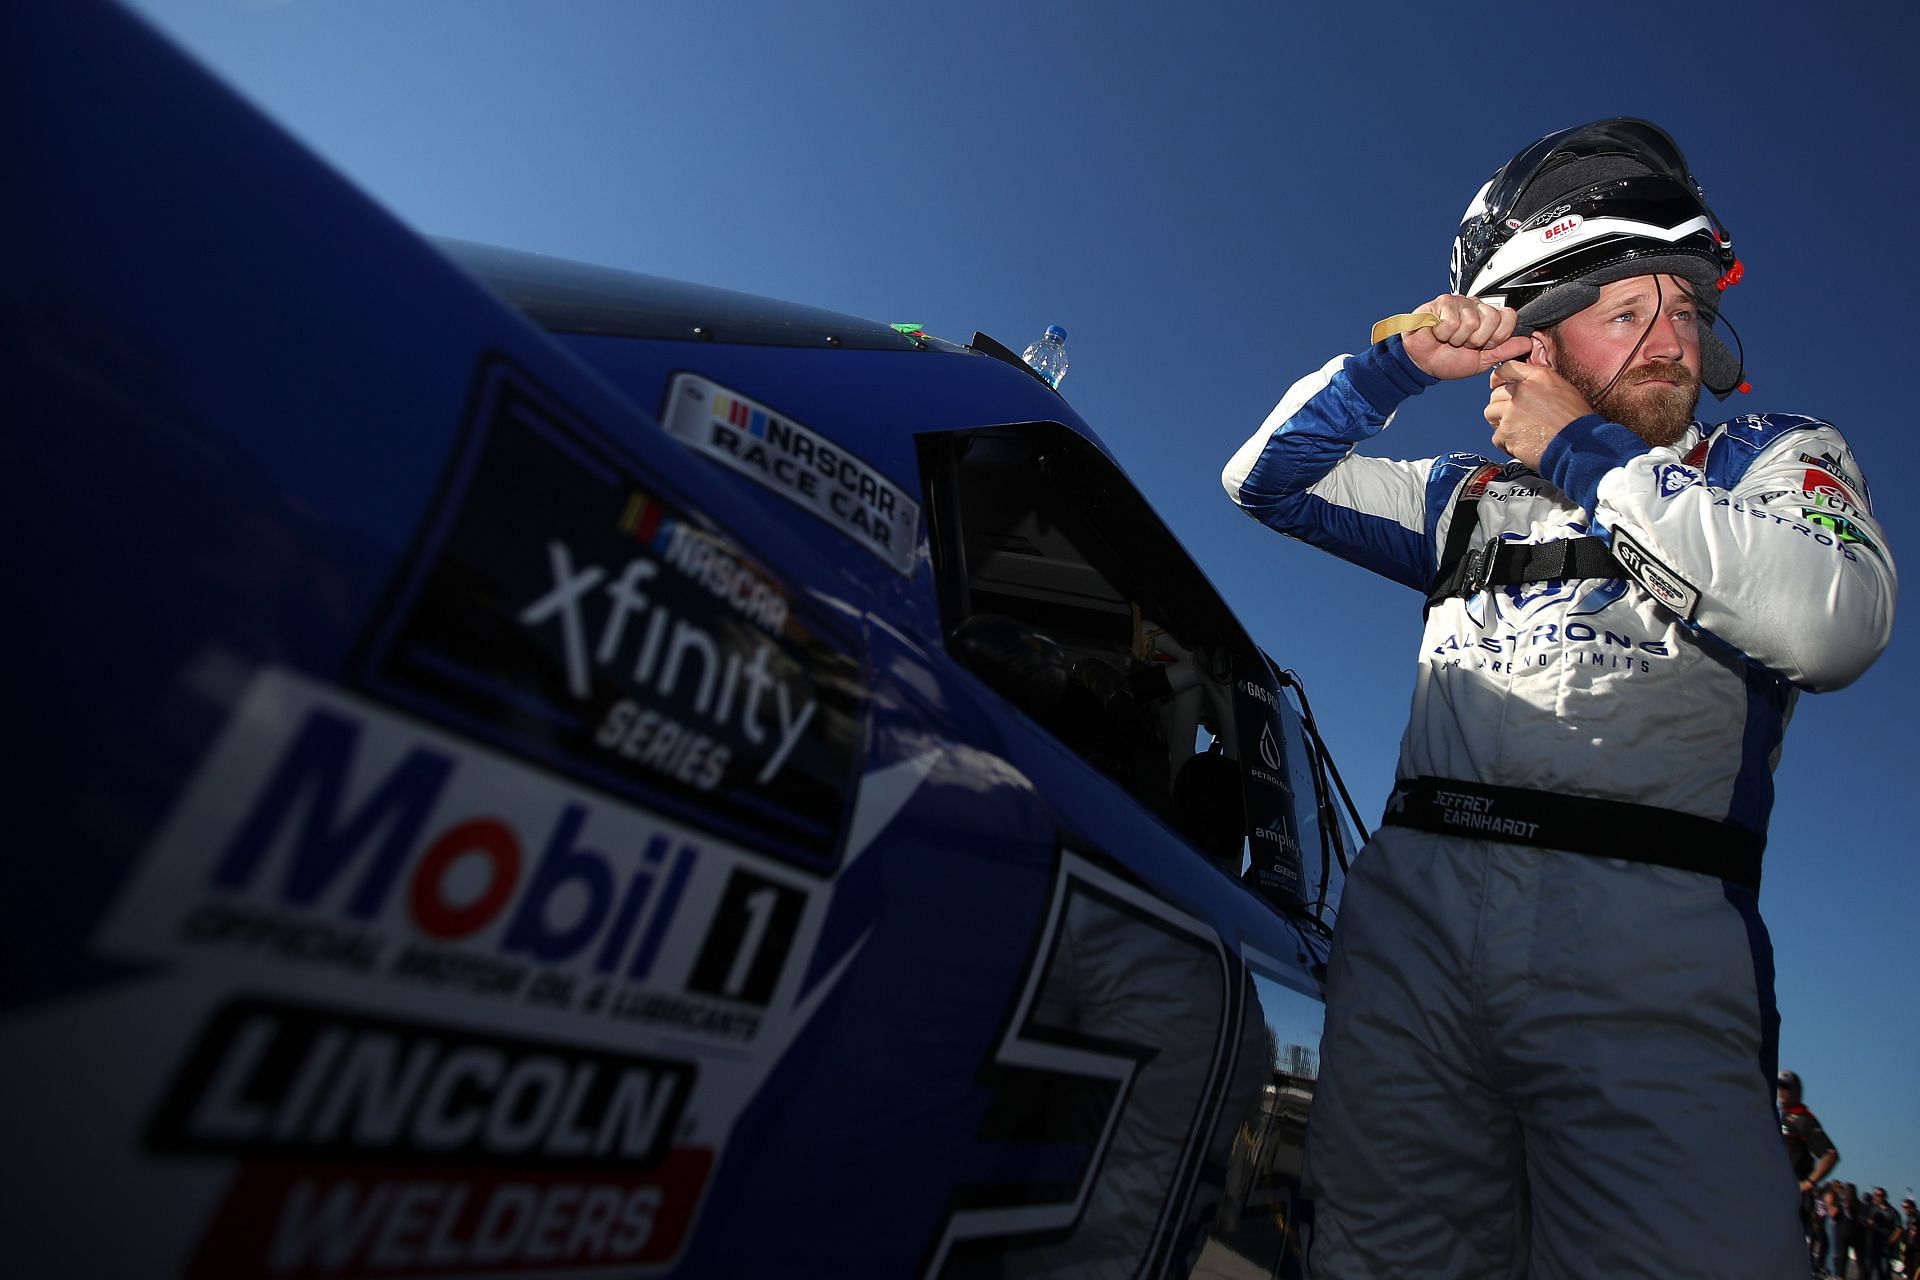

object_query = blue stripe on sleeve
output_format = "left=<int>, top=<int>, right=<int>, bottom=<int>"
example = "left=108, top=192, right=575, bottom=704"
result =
left=1262, top=490, right=1435, bottom=590
left=1348, top=336, right=1439, bottom=411
left=1540, top=413, right=1645, bottom=512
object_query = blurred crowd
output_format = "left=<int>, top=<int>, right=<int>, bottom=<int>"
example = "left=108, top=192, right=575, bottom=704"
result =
left=1809, top=1183, right=1916, bottom=1280
left=1779, top=1068, right=1916, bottom=1279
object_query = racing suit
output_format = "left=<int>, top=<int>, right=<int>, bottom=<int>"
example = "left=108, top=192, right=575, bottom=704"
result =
left=1221, top=338, right=1897, bottom=1280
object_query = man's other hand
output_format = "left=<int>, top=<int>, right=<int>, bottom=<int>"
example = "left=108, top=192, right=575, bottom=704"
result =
left=1401, top=294, right=1530, bottom=380
left=1485, top=359, right=1595, bottom=470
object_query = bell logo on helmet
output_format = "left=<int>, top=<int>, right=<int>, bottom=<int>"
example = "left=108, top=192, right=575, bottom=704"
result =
left=1540, top=215, right=1582, bottom=244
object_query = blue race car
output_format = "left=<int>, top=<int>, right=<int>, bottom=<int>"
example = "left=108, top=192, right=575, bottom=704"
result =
left=2, top=3, right=1360, bottom=1276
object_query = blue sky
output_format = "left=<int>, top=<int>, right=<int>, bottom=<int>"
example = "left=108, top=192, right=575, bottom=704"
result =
left=123, top=0, right=1917, bottom=1197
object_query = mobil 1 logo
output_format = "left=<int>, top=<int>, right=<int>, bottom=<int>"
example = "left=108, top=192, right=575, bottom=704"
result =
left=687, top=870, right=806, bottom=1005
left=360, top=357, right=865, bottom=867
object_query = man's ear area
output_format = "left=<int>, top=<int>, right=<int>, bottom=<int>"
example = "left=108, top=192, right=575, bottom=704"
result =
left=1528, top=330, right=1555, bottom=369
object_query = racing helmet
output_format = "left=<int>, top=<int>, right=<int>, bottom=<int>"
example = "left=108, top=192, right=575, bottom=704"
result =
left=1449, top=118, right=1745, bottom=396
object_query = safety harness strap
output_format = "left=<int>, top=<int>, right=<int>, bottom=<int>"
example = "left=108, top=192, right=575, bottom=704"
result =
left=1381, top=775, right=1765, bottom=891
left=1424, top=464, right=1625, bottom=611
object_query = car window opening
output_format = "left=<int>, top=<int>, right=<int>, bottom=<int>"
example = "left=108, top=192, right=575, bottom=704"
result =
left=921, top=425, right=1349, bottom=924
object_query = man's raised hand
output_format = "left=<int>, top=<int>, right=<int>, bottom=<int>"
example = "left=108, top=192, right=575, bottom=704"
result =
left=1400, top=294, right=1530, bottom=381
left=1485, top=359, right=1595, bottom=470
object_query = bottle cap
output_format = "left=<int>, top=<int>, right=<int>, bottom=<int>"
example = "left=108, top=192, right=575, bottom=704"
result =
left=1045, top=324, right=1066, bottom=342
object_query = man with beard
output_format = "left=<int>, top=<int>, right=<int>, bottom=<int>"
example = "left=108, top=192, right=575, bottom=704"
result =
left=1222, top=119, right=1897, bottom=1278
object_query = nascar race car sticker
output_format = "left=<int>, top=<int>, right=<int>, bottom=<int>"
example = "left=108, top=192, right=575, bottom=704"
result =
left=81, top=668, right=898, bottom=1278
left=661, top=373, right=922, bottom=576
left=359, top=356, right=864, bottom=869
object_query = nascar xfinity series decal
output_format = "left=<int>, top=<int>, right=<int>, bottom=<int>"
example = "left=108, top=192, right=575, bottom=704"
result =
left=81, top=669, right=893, bottom=1279
left=661, top=373, right=921, bottom=575
left=359, top=356, right=864, bottom=868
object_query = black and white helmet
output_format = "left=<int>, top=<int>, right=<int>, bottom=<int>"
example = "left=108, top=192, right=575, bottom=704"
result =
left=1450, top=118, right=1745, bottom=396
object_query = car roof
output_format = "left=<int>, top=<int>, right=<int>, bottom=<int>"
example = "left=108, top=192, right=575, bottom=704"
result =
left=435, top=237, right=947, bottom=353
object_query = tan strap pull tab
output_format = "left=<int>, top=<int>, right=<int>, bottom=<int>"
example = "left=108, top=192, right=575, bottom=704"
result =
left=1370, top=312, right=1438, bottom=345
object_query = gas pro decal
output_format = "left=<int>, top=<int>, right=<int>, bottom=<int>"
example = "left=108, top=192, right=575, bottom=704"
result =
left=1233, top=677, right=1304, bottom=907
left=358, top=356, right=864, bottom=867
left=148, top=998, right=708, bottom=1278
left=662, top=374, right=921, bottom=575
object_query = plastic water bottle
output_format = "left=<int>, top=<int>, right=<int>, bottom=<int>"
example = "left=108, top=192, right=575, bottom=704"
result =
left=1020, top=324, right=1069, bottom=389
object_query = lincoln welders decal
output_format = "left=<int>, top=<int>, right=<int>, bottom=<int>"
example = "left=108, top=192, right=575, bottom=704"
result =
left=147, top=997, right=696, bottom=1169
left=360, top=356, right=864, bottom=866
left=661, top=373, right=921, bottom=575
left=146, top=998, right=706, bottom=1278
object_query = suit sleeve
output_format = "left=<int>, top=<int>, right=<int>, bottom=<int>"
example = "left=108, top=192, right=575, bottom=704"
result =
left=1542, top=413, right=1897, bottom=690
left=1222, top=339, right=1476, bottom=592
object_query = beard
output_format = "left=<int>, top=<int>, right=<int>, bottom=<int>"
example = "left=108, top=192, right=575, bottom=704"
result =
left=1556, top=350, right=1701, bottom=448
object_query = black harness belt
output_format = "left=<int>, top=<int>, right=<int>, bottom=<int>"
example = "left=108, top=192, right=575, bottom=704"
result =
left=1380, top=776, right=1765, bottom=891
left=1425, top=534, right=1623, bottom=610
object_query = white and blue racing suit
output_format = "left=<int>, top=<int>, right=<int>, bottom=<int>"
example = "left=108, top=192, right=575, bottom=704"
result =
left=1222, top=338, right=1896, bottom=1280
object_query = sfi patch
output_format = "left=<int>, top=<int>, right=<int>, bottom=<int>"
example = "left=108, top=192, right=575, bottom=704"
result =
left=662, top=374, right=920, bottom=575
left=1610, top=530, right=1699, bottom=621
